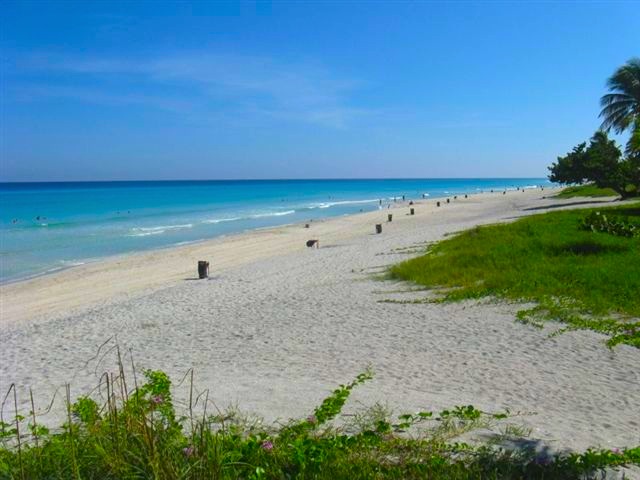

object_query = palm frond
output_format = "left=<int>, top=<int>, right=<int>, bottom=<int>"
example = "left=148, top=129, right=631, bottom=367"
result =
left=599, top=58, right=640, bottom=133
left=600, top=93, right=633, bottom=108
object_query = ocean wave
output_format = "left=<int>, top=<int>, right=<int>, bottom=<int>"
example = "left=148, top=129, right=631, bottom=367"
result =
left=134, top=223, right=193, bottom=232
left=59, top=260, right=86, bottom=267
left=203, top=217, right=242, bottom=224
left=204, top=210, right=296, bottom=224
left=128, top=223, right=193, bottom=237
left=128, top=230, right=166, bottom=237
left=308, top=199, right=379, bottom=209
left=250, top=210, right=296, bottom=218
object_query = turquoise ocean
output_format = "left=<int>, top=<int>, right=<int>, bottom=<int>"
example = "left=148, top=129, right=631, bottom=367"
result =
left=0, top=178, right=549, bottom=282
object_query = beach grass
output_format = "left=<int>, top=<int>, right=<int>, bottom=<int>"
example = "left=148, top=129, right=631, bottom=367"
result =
left=1, top=367, right=638, bottom=479
left=390, top=203, right=640, bottom=348
left=554, top=184, right=619, bottom=198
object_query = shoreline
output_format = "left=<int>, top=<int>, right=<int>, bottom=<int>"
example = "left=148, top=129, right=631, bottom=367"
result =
left=1, top=188, right=555, bottom=326
left=0, top=181, right=548, bottom=286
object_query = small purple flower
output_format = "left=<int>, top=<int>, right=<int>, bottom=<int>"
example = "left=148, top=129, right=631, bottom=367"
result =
left=307, top=415, right=317, bottom=424
left=183, top=445, right=194, bottom=457
left=151, top=395, right=163, bottom=405
left=611, top=448, right=622, bottom=455
left=261, top=440, right=274, bottom=451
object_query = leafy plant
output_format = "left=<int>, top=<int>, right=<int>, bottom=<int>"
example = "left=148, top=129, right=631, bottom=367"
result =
left=1, top=366, right=638, bottom=479
left=581, top=211, right=639, bottom=237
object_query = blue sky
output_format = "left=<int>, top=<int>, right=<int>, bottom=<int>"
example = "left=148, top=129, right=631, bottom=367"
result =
left=1, top=1, right=639, bottom=181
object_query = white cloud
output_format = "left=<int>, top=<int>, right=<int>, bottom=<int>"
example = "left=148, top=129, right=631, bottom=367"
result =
left=12, top=52, right=369, bottom=128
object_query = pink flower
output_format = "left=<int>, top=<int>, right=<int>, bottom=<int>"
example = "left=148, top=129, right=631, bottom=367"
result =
left=307, top=415, right=317, bottom=424
left=261, top=440, right=274, bottom=451
left=151, top=395, right=163, bottom=405
left=183, top=445, right=194, bottom=457
left=611, top=448, right=622, bottom=455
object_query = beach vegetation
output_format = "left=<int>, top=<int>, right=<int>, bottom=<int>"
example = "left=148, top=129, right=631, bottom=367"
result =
left=390, top=203, right=640, bottom=348
left=548, top=131, right=638, bottom=198
left=549, top=58, right=640, bottom=197
left=554, top=184, right=618, bottom=198
left=1, top=368, right=639, bottom=479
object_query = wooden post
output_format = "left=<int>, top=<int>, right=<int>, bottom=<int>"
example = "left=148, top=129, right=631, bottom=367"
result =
left=446, top=198, right=450, bottom=204
left=375, top=224, right=382, bottom=234
left=304, top=223, right=310, bottom=228
left=388, top=213, right=393, bottom=222
left=198, top=261, right=209, bottom=279
left=437, top=201, right=440, bottom=207
left=453, top=195, right=457, bottom=200
left=464, top=194, right=468, bottom=198
left=503, top=191, right=506, bottom=195
left=410, top=208, right=415, bottom=215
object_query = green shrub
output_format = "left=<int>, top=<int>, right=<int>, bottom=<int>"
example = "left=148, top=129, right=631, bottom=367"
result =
left=581, top=211, right=639, bottom=237
left=1, top=369, right=638, bottom=479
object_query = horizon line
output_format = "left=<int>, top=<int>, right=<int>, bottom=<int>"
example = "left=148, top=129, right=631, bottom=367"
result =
left=0, top=176, right=550, bottom=184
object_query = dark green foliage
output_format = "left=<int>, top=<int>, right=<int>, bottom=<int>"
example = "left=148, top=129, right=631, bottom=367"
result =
left=1, top=370, right=638, bottom=479
left=584, top=131, right=625, bottom=191
left=548, top=142, right=589, bottom=185
left=548, top=131, right=637, bottom=197
left=391, top=203, right=640, bottom=348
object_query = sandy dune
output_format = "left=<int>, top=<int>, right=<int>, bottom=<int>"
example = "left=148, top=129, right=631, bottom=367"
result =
left=1, top=189, right=639, bottom=454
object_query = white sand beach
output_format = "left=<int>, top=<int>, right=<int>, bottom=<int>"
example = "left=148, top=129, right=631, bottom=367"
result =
left=1, top=188, right=639, bottom=453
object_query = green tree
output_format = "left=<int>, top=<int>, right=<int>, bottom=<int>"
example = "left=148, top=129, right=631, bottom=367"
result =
left=583, top=131, right=624, bottom=192
left=548, top=142, right=588, bottom=184
left=548, top=131, right=635, bottom=197
left=599, top=58, right=640, bottom=156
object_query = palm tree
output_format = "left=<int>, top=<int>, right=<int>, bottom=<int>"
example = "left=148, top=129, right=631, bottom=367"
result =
left=599, top=58, right=640, bottom=155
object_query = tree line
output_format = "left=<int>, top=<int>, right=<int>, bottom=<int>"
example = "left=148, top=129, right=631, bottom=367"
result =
left=549, top=58, right=640, bottom=198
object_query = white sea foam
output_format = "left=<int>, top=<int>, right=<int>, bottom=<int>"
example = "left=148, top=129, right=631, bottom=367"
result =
left=128, top=230, right=166, bottom=237
left=128, top=224, right=193, bottom=236
left=308, top=199, right=379, bottom=209
left=60, top=260, right=86, bottom=267
left=203, top=217, right=242, bottom=224
left=133, top=224, right=193, bottom=232
left=203, top=210, right=295, bottom=225
left=250, top=210, right=295, bottom=218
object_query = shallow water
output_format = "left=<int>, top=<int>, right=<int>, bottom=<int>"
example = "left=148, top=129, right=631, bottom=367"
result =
left=0, top=178, right=548, bottom=281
